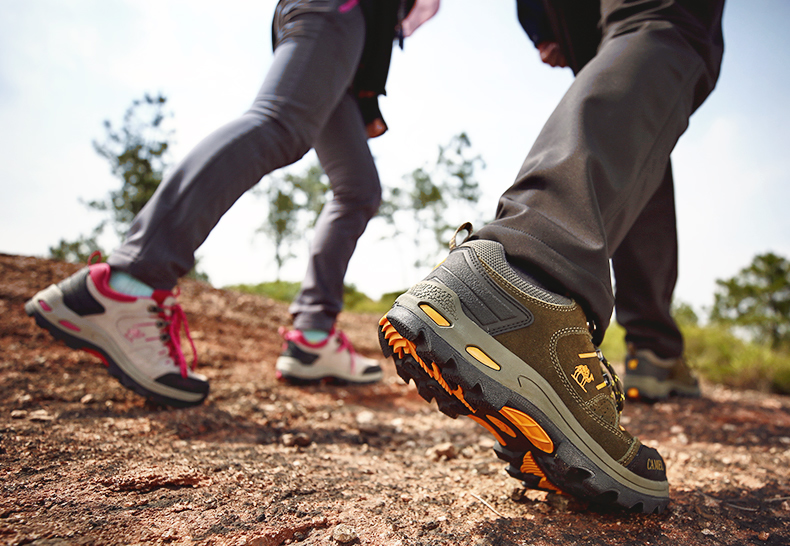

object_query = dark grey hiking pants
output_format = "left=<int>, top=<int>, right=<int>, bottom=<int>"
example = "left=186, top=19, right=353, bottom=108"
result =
left=476, top=0, right=725, bottom=345
left=612, top=163, right=683, bottom=358
left=107, top=0, right=380, bottom=332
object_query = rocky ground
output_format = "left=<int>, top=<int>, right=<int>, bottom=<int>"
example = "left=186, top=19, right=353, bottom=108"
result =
left=1, top=253, right=789, bottom=546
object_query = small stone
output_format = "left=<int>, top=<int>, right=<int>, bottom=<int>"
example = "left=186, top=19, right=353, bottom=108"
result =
left=356, top=410, right=375, bottom=425
left=547, top=492, right=570, bottom=511
left=701, top=529, right=715, bottom=536
left=28, top=409, right=55, bottom=422
left=80, top=394, right=95, bottom=405
left=460, top=446, right=476, bottom=458
left=524, top=490, right=547, bottom=503
left=356, top=411, right=379, bottom=435
left=422, top=520, right=440, bottom=531
left=426, top=442, right=457, bottom=462
left=10, top=410, right=27, bottom=419
left=282, top=432, right=311, bottom=447
left=332, top=523, right=358, bottom=544
left=758, top=531, right=770, bottom=541
left=509, top=485, right=525, bottom=502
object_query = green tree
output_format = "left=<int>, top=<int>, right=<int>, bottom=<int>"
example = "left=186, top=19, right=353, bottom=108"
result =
left=710, top=252, right=790, bottom=349
left=48, top=231, right=104, bottom=264
left=50, top=93, right=172, bottom=260
left=383, top=132, right=485, bottom=269
left=258, top=162, right=329, bottom=279
left=254, top=134, right=484, bottom=283
left=50, top=93, right=209, bottom=283
left=672, top=301, right=699, bottom=327
left=90, top=92, right=173, bottom=238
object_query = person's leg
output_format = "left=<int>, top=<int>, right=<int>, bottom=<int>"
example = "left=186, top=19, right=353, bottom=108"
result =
left=276, top=91, right=384, bottom=385
left=612, top=161, right=683, bottom=359
left=26, top=0, right=367, bottom=407
left=107, top=0, right=366, bottom=290
left=289, top=93, right=382, bottom=332
left=612, top=161, right=700, bottom=400
left=380, top=0, right=724, bottom=512
left=474, top=0, right=725, bottom=338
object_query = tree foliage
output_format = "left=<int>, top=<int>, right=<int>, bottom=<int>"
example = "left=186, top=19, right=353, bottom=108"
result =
left=90, top=92, right=173, bottom=237
left=255, top=133, right=485, bottom=281
left=49, top=93, right=209, bottom=282
left=710, top=252, right=790, bottom=349
left=49, top=92, right=173, bottom=263
left=48, top=231, right=104, bottom=264
left=258, top=162, right=329, bottom=280
left=381, top=132, right=486, bottom=269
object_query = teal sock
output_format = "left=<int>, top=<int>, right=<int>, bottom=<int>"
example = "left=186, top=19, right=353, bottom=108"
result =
left=302, top=329, right=330, bottom=343
left=109, top=271, right=155, bottom=297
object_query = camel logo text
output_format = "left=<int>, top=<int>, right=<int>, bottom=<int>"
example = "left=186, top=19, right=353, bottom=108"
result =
left=647, top=459, right=665, bottom=472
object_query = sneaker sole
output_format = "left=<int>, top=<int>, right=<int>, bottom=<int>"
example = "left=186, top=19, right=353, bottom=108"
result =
left=380, top=290, right=670, bottom=514
left=25, top=288, right=207, bottom=408
left=275, top=356, right=383, bottom=386
left=275, top=370, right=383, bottom=386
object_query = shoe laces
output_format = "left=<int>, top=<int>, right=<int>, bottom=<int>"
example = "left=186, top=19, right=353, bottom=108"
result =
left=596, top=347, right=625, bottom=413
left=86, top=253, right=198, bottom=379
left=151, top=290, right=197, bottom=379
left=334, top=330, right=357, bottom=374
left=587, top=320, right=624, bottom=412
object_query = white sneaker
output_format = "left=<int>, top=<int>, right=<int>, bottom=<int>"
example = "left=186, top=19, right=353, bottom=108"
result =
left=25, top=259, right=209, bottom=407
left=275, top=328, right=384, bottom=384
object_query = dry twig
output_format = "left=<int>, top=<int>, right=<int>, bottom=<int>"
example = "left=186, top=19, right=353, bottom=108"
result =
left=468, top=492, right=506, bottom=518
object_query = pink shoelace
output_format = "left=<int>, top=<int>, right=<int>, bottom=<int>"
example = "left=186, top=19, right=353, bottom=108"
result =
left=333, top=330, right=357, bottom=375
left=87, top=252, right=198, bottom=379
left=157, top=294, right=198, bottom=379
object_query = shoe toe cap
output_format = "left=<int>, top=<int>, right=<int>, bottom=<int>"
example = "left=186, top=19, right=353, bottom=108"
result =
left=156, top=372, right=210, bottom=396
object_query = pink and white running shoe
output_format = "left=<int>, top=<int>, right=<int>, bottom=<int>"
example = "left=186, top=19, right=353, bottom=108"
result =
left=275, top=327, right=383, bottom=385
left=25, top=258, right=209, bottom=407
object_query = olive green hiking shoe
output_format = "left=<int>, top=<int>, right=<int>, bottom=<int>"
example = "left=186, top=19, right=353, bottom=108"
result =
left=624, top=344, right=700, bottom=402
left=379, top=235, right=670, bottom=514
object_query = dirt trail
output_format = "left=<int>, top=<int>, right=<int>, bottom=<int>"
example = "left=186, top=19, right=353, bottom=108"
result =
left=1, top=254, right=788, bottom=546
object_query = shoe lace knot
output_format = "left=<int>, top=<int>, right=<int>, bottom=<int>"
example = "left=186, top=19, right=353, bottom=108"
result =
left=151, top=294, right=197, bottom=379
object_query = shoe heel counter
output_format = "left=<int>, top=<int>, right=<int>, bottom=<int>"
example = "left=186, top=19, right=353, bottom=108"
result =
left=59, top=267, right=105, bottom=316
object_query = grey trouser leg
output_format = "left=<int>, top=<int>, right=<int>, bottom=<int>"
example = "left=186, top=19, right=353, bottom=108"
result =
left=612, top=163, right=683, bottom=358
left=107, top=0, right=366, bottom=292
left=289, top=93, right=381, bottom=332
left=475, top=0, right=724, bottom=341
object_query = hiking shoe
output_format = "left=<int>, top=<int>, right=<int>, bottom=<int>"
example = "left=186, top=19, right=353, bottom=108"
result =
left=276, top=328, right=384, bottom=385
left=378, top=233, right=670, bottom=514
left=25, top=259, right=209, bottom=407
left=624, top=344, right=700, bottom=402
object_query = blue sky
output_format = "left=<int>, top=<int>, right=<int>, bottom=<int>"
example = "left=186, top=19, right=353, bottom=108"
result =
left=1, top=0, right=789, bottom=318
